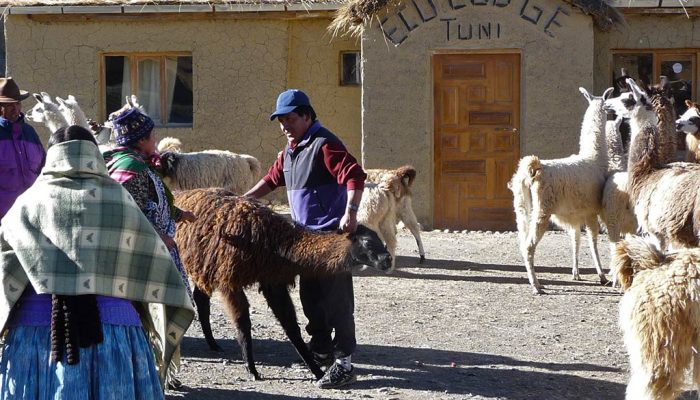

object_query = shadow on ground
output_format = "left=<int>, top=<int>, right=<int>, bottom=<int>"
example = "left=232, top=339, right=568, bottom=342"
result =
left=180, top=337, right=625, bottom=400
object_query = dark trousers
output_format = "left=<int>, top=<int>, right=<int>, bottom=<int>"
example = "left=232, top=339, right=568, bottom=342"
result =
left=299, top=271, right=356, bottom=358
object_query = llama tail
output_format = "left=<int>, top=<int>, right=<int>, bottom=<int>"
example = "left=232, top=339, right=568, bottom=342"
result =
left=157, top=137, right=183, bottom=153
left=509, top=156, right=540, bottom=239
left=611, top=236, right=665, bottom=290
left=244, top=155, right=262, bottom=180
left=395, top=165, right=417, bottom=188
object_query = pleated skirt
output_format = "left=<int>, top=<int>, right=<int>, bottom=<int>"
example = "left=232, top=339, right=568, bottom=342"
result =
left=0, top=324, right=164, bottom=400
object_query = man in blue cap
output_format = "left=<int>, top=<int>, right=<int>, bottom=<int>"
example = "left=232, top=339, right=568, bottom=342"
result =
left=245, top=89, right=366, bottom=388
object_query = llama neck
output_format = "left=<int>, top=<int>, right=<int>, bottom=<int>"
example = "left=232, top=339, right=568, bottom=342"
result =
left=46, top=114, right=69, bottom=133
left=287, top=228, right=353, bottom=274
left=629, top=106, right=658, bottom=142
left=578, top=100, right=608, bottom=165
left=67, top=110, right=89, bottom=129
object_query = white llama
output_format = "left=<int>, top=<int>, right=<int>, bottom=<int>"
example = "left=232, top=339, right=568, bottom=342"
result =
left=508, top=87, right=612, bottom=294
left=56, top=95, right=90, bottom=130
left=25, top=92, right=69, bottom=134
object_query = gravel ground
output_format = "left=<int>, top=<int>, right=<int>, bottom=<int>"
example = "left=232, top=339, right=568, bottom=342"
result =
left=165, top=228, right=699, bottom=400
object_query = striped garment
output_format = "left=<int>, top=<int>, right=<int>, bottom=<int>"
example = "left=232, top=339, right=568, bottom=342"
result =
left=0, top=140, right=194, bottom=386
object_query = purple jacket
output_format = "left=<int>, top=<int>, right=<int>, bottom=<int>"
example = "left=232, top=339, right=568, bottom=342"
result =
left=0, top=114, right=45, bottom=220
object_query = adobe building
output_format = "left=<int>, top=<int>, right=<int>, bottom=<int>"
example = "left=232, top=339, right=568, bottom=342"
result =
left=330, top=0, right=698, bottom=230
left=3, top=0, right=699, bottom=230
left=0, top=0, right=362, bottom=187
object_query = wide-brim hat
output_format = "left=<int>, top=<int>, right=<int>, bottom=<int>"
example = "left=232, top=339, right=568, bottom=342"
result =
left=270, top=89, right=311, bottom=120
left=0, top=77, right=30, bottom=103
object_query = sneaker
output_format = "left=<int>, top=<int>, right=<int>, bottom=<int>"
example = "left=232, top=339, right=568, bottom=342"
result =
left=315, top=363, right=356, bottom=389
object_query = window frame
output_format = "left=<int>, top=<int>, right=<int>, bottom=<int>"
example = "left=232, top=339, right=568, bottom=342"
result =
left=100, top=51, right=193, bottom=127
left=339, top=51, right=361, bottom=86
left=611, top=48, right=699, bottom=101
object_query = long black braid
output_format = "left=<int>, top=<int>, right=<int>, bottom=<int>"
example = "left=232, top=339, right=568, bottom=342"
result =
left=50, top=295, right=103, bottom=365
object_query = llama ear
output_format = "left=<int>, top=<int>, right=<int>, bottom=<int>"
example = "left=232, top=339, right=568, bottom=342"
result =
left=626, top=78, right=644, bottom=102
left=68, top=95, right=77, bottom=102
left=33, top=93, right=43, bottom=103
left=602, top=87, right=614, bottom=100
left=686, top=99, right=694, bottom=108
left=578, top=87, right=592, bottom=102
left=55, top=97, right=66, bottom=107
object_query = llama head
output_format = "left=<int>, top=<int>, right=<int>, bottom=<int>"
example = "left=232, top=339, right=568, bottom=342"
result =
left=159, top=152, right=179, bottom=177
left=676, top=100, right=700, bottom=134
left=604, top=78, right=652, bottom=118
left=56, top=94, right=88, bottom=128
left=346, top=225, right=391, bottom=271
left=26, top=92, right=68, bottom=128
left=579, top=87, right=614, bottom=105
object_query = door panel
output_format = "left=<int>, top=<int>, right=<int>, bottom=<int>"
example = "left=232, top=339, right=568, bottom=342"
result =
left=433, top=53, right=520, bottom=231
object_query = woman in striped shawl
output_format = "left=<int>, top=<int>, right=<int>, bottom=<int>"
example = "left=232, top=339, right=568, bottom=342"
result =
left=0, top=125, right=194, bottom=399
left=102, top=108, right=195, bottom=388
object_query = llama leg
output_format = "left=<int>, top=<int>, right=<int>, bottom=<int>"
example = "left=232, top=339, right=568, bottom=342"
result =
left=259, top=284, right=325, bottom=380
left=569, top=227, right=581, bottom=281
left=381, top=222, right=398, bottom=271
left=400, top=198, right=426, bottom=263
left=193, top=286, right=222, bottom=352
left=522, top=213, right=548, bottom=294
left=584, top=217, right=608, bottom=285
left=219, top=287, right=260, bottom=380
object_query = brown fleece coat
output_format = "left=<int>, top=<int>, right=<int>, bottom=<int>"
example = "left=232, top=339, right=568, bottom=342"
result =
left=614, top=236, right=700, bottom=400
left=628, top=122, right=700, bottom=249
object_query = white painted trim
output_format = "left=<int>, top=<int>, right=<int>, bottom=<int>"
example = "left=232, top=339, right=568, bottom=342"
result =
left=214, top=3, right=286, bottom=12
left=285, top=2, right=342, bottom=11
left=62, top=5, right=122, bottom=13
left=9, top=5, right=62, bottom=14
left=123, top=4, right=213, bottom=13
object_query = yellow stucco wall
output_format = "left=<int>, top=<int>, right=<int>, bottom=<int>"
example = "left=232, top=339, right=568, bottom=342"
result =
left=361, top=0, right=594, bottom=228
left=4, top=13, right=360, bottom=189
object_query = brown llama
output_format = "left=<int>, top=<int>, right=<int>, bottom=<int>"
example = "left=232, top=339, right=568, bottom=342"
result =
left=174, top=188, right=391, bottom=380
left=606, top=78, right=700, bottom=250
left=613, top=236, right=700, bottom=400
left=676, top=99, right=700, bottom=162
left=362, top=165, right=425, bottom=268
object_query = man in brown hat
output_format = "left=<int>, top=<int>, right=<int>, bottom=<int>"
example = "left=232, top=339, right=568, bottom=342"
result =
left=0, top=77, right=45, bottom=221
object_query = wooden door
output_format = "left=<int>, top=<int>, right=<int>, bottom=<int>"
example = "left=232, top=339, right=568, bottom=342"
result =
left=433, top=53, right=520, bottom=231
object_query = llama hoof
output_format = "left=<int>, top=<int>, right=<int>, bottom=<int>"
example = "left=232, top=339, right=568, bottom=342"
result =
left=247, top=369, right=262, bottom=381
left=419, top=255, right=426, bottom=264
left=599, top=275, right=610, bottom=286
left=532, top=286, right=546, bottom=295
left=572, top=274, right=581, bottom=281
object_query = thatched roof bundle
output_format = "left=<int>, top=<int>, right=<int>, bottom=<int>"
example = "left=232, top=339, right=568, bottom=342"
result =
left=329, top=0, right=624, bottom=38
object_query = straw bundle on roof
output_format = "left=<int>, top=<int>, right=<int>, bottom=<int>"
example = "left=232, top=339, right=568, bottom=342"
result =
left=329, top=0, right=624, bottom=38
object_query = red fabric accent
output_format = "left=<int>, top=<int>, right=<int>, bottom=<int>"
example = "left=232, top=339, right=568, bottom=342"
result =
left=321, top=141, right=366, bottom=191
left=261, top=138, right=366, bottom=191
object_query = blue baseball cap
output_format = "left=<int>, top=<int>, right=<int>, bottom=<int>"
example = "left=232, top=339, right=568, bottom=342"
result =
left=270, top=89, right=311, bottom=121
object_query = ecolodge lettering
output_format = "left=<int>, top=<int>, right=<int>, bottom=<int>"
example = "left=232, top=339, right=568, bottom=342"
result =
left=379, top=0, right=569, bottom=45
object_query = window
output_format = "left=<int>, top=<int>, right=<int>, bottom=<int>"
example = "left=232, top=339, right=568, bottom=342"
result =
left=612, top=50, right=695, bottom=117
left=340, top=51, right=361, bottom=86
left=104, top=53, right=193, bottom=126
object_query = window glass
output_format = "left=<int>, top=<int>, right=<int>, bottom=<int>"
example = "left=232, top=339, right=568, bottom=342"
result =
left=660, top=55, right=693, bottom=116
left=611, top=53, right=652, bottom=94
left=104, top=54, right=193, bottom=126
left=104, top=56, right=130, bottom=117
left=166, top=56, right=193, bottom=124
left=138, top=58, right=161, bottom=122
left=341, top=52, right=361, bottom=86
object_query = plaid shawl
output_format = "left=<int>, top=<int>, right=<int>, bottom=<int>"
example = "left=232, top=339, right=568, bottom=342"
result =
left=0, top=140, right=194, bottom=386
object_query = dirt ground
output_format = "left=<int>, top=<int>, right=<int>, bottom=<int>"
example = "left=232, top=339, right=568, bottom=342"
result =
left=165, top=228, right=698, bottom=400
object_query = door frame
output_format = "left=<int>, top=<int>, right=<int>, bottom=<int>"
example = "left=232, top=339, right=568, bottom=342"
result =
left=430, top=49, right=522, bottom=230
